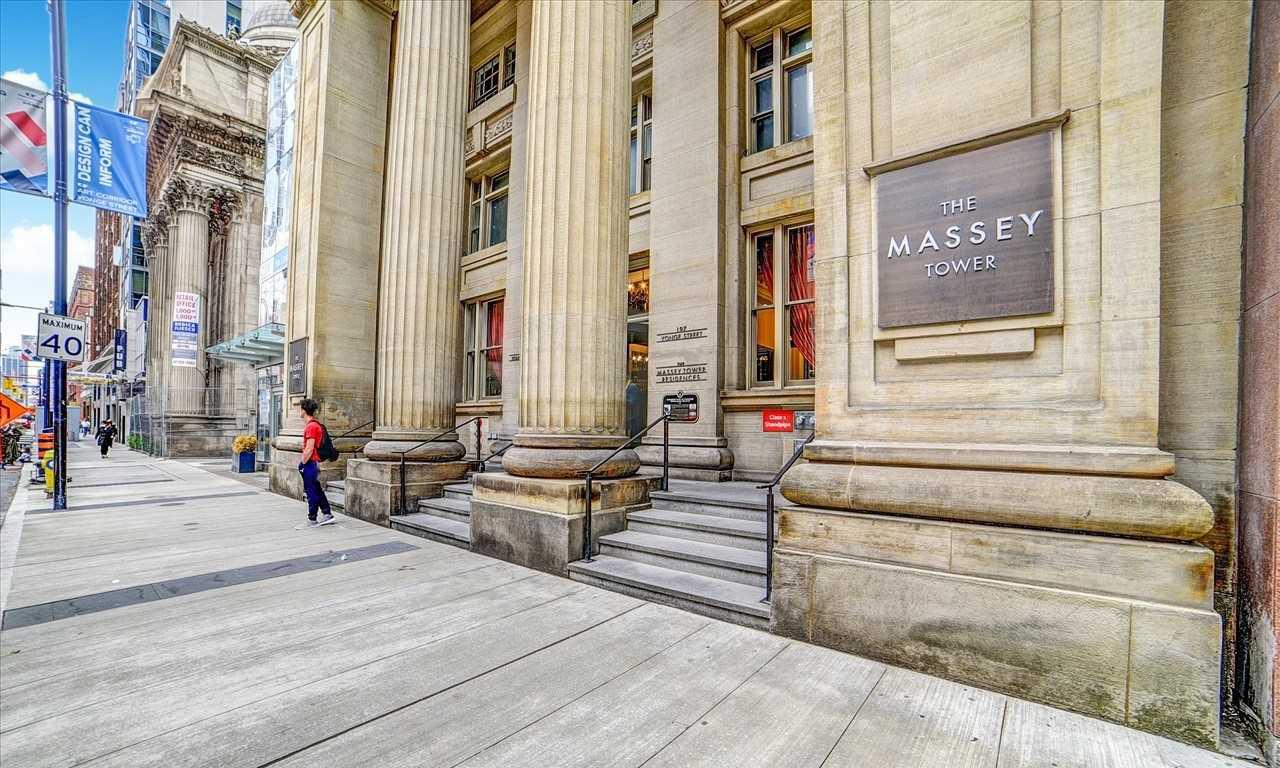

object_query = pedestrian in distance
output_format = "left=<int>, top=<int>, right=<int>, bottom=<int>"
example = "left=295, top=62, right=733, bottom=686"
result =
left=95, top=419, right=117, bottom=458
left=297, top=397, right=338, bottom=527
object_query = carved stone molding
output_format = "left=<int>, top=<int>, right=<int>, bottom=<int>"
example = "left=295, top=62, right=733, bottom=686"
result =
left=483, top=111, right=514, bottom=146
left=164, top=176, right=219, bottom=215
left=208, top=188, right=243, bottom=236
left=142, top=213, right=170, bottom=250
left=632, top=29, right=654, bottom=61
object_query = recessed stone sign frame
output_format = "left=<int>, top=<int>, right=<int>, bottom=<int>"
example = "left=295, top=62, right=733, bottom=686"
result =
left=875, top=131, right=1055, bottom=329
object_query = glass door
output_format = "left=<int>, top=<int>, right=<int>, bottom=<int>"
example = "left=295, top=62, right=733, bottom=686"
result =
left=626, top=263, right=650, bottom=437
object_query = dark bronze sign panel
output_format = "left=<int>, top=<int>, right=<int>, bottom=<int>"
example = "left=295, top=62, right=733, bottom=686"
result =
left=876, top=131, right=1054, bottom=328
left=287, top=337, right=307, bottom=396
left=662, top=392, right=699, bottom=423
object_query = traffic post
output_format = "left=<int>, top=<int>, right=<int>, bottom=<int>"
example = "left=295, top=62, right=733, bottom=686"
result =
left=48, top=0, right=71, bottom=509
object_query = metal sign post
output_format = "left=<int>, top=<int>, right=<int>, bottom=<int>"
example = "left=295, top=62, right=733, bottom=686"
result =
left=48, top=0, right=69, bottom=509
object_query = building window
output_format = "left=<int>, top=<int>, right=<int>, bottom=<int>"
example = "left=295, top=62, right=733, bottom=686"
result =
left=503, top=42, right=516, bottom=87
left=751, top=222, right=815, bottom=386
left=464, top=297, right=504, bottom=400
left=748, top=23, right=813, bottom=153
left=473, top=43, right=517, bottom=109
left=226, top=0, right=242, bottom=37
left=468, top=170, right=509, bottom=253
left=629, top=92, right=653, bottom=195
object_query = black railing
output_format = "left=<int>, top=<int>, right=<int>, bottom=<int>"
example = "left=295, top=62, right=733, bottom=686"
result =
left=757, top=431, right=815, bottom=603
left=397, top=416, right=485, bottom=516
left=478, top=439, right=512, bottom=473
left=581, top=413, right=671, bottom=563
left=332, top=419, right=375, bottom=442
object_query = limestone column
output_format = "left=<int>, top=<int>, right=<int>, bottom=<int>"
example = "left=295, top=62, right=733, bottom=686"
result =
left=142, top=214, right=169, bottom=411
left=502, top=0, right=637, bottom=479
left=343, top=0, right=471, bottom=523
left=362, top=0, right=469, bottom=464
left=271, top=0, right=393, bottom=499
left=164, top=178, right=214, bottom=414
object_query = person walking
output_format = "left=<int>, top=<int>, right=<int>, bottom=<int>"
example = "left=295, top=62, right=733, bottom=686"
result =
left=297, top=398, right=335, bottom=527
left=95, top=419, right=117, bottom=458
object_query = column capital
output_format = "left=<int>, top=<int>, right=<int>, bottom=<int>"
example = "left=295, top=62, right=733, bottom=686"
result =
left=163, top=177, right=219, bottom=215
left=290, top=0, right=397, bottom=22
left=142, top=213, right=169, bottom=250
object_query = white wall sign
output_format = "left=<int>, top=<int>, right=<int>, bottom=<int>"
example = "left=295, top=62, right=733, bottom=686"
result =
left=171, top=291, right=200, bottom=368
left=36, top=313, right=87, bottom=363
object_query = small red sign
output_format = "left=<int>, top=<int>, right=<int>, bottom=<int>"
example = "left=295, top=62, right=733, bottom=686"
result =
left=762, top=409, right=794, bottom=432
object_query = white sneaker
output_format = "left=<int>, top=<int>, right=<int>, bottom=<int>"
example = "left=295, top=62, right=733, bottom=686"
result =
left=307, top=518, right=323, bottom=528
left=317, top=513, right=336, bottom=526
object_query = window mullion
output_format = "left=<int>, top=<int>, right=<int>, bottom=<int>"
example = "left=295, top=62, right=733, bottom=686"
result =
left=775, top=224, right=786, bottom=388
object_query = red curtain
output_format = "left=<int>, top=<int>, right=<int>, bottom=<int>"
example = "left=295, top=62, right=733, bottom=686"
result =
left=485, top=299, right=504, bottom=392
left=788, top=226, right=816, bottom=369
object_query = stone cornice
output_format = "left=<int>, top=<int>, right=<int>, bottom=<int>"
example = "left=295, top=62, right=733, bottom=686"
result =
left=146, top=99, right=266, bottom=209
left=172, top=19, right=278, bottom=72
left=291, top=0, right=397, bottom=21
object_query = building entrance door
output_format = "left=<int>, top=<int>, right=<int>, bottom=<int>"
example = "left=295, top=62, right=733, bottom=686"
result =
left=626, top=263, right=650, bottom=437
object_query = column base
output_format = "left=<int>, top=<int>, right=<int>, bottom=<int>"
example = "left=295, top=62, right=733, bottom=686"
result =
left=503, top=436, right=639, bottom=479
left=342, top=457, right=469, bottom=526
left=772, top=505, right=1222, bottom=748
left=268, top=446, right=362, bottom=501
left=471, top=472, right=653, bottom=574
left=636, top=444, right=734, bottom=482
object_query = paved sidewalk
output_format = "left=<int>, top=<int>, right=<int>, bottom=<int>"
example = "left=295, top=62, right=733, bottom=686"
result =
left=0, top=445, right=1253, bottom=767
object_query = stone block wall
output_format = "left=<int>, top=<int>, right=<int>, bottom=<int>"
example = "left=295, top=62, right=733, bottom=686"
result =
left=1157, top=0, right=1254, bottom=702
left=1237, top=0, right=1280, bottom=756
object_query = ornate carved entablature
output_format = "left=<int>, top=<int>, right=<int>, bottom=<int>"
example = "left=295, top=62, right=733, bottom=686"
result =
left=632, top=29, right=654, bottom=61
left=147, top=106, right=267, bottom=207
left=290, top=0, right=396, bottom=21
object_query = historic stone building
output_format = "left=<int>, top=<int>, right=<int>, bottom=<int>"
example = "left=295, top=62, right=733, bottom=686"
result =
left=272, top=0, right=1277, bottom=755
left=133, top=15, right=291, bottom=455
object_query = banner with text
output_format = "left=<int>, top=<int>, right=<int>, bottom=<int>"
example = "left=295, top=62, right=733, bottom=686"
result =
left=70, top=102, right=148, bottom=217
left=171, top=292, right=200, bottom=368
left=0, top=78, right=50, bottom=197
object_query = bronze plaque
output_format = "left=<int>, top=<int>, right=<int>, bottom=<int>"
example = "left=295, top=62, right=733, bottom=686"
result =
left=876, top=131, right=1054, bottom=328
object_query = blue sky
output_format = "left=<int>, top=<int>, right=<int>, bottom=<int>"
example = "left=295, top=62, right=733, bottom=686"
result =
left=1, top=0, right=130, bottom=349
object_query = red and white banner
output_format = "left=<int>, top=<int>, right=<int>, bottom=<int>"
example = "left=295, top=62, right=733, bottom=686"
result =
left=0, top=77, right=50, bottom=197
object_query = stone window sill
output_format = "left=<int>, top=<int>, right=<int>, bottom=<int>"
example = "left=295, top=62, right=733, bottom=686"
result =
left=720, top=387, right=815, bottom=412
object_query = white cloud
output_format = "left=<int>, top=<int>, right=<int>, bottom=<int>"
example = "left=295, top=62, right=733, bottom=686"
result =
left=1, top=223, right=95, bottom=348
left=2, top=68, right=93, bottom=104
left=2, top=69, right=47, bottom=92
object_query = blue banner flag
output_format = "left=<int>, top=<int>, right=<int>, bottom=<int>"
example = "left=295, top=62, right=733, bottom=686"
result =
left=70, top=102, right=148, bottom=217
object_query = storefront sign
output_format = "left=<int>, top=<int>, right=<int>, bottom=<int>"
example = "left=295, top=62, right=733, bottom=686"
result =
left=662, top=392, right=699, bottom=423
left=287, top=337, right=308, bottom=395
left=763, top=409, right=794, bottom=432
left=655, top=361, right=707, bottom=384
left=171, top=292, right=200, bottom=368
left=113, top=329, right=127, bottom=373
left=876, top=131, right=1054, bottom=328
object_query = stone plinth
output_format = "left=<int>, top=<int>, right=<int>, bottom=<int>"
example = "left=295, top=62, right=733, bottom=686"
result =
left=267, top=445, right=360, bottom=502
left=342, top=458, right=469, bottom=526
left=771, top=504, right=1222, bottom=747
left=636, top=444, right=734, bottom=482
left=471, top=472, right=653, bottom=575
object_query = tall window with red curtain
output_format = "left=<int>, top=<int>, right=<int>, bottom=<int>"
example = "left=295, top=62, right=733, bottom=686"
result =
left=787, top=224, right=815, bottom=381
left=483, top=298, right=504, bottom=398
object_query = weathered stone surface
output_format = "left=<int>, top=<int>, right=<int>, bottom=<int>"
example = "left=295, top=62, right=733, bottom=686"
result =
left=472, top=472, right=651, bottom=517
left=342, top=458, right=468, bottom=526
left=268, top=447, right=353, bottom=501
left=778, top=505, right=1214, bottom=609
left=1127, top=603, right=1222, bottom=746
left=470, top=500, right=632, bottom=575
left=780, top=462, right=1215, bottom=541
left=801, top=440, right=1176, bottom=477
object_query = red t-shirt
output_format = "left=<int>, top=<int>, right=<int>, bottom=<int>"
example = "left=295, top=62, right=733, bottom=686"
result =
left=303, top=420, right=324, bottom=464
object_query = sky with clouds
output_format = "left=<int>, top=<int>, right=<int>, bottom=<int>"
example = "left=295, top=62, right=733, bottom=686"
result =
left=1, top=0, right=130, bottom=350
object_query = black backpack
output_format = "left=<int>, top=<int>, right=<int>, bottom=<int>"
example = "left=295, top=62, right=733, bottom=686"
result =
left=317, top=423, right=339, bottom=462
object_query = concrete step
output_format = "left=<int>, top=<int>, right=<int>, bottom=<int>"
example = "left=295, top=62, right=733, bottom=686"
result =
left=568, top=555, right=769, bottom=630
left=417, top=496, right=471, bottom=522
left=597, top=530, right=766, bottom=587
left=442, top=481, right=473, bottom=501
left=324, top=480, right=345, bottom=493
left=391, top=512, right=470, bottom=549
left=327, top=490, right=346, bottom=509
left=648, top=490, right=769, bottom=522
left=626, top=508, right=765, bottom=551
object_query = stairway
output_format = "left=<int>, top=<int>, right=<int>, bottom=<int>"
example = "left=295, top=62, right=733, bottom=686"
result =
left=390, top=481, right=473, bottom=548
left=325, top=479, right=345, bottom=509
left=567, top=482, right=772, bottom=630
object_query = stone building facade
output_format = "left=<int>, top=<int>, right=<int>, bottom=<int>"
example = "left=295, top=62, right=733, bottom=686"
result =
left=273, top=0, right=1274, bottom=752
left=134, top=19, right=284, bottom=455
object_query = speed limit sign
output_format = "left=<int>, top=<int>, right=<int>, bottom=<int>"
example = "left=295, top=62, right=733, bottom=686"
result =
left=36, top=313, right=87, bottom=363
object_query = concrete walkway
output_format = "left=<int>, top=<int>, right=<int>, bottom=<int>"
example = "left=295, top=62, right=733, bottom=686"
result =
left=0, top=444, right=1252, bottom=768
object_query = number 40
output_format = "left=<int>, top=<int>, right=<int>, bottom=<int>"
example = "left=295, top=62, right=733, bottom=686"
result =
left=41, top=333, right=82, bottom=358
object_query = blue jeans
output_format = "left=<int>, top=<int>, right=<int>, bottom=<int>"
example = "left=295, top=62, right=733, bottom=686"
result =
left=298, top=461, right=331, bottom=520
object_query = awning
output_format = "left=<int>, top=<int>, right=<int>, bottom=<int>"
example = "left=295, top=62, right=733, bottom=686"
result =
left=80, top=348, right=114, bottom=375
left=205, top=322, right=286, bottom=367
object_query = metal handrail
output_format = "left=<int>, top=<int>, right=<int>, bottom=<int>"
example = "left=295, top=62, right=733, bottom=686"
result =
left=332, top=419, right=375, bottom=440
left=757, top=431, right=815, bottom=603
left=582, top=413, right=671, bottom=563
left=397, top=416, right=485, bottom=516
left=478, top=439, right=513, bottom=473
